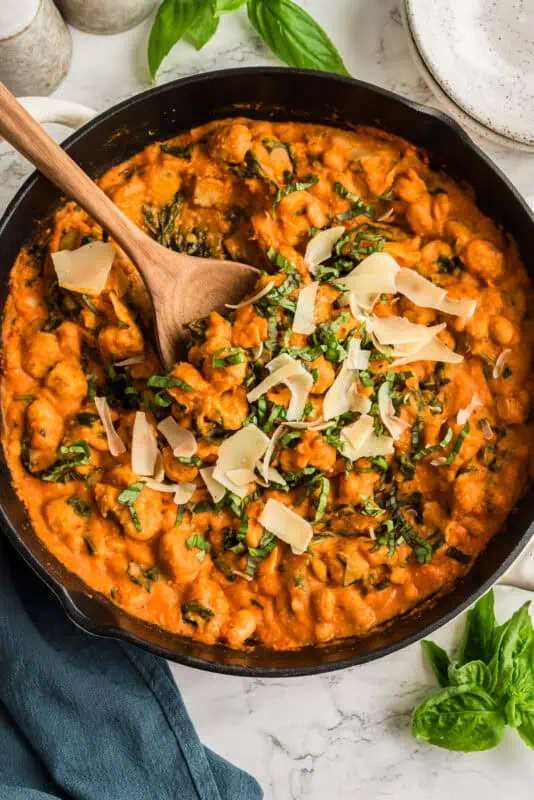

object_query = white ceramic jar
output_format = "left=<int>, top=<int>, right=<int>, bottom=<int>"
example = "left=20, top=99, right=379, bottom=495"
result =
left=54, top=0, right=158, bottom=34
left=0, top=0, right=72, bottom=95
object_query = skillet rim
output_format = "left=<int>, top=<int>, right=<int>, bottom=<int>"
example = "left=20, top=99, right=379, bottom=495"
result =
left=1, top=66, right=533, bottom=677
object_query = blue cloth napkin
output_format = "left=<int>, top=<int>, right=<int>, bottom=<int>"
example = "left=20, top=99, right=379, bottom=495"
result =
left=0, top=537, right=263, bottom=800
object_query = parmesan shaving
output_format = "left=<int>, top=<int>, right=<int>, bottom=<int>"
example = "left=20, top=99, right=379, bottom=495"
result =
left=157, top=416, right=197, bottom=458
left=226, top=468, right=256, bottom=486
left=153, top=450, right=164, bottom=482
left=341, top=414, right=394, bottom=462
left=493, top=349, right=512, bottom=379
left=292, top=281, right=319, bottom=335
left=226, top=281, right=275, bottom=309
left=479, top=418, right=494, bottom=441
left=338, top=252, right=400, bottom=310
left=392, top=336, right=464, bottom=366
left=114, top=354, right=144, bottom=367
left=173, top=483, right=197, bottom=505
left=94, top=396, right=125, bottom=457
left=261, top=423, right=287, bottom=483
left=200, top=467, right=226, bottom=504
left=259, top=498, right=313, bottom=555
left=305, top=226, right=346, bottom=272
left=370, top=316, right=446, bottom=351
left=395, top=268, right=476, bottom=318
left=323, top=338, right=370, bottom=421
left=248, top=354, right=313, bottom=421
left=346, top=337, right=370, bottom=370
left=378, top=381, right=410, bottom=440
left=457, top=394, right=483, bottom=425
left=131, top=411, right=159, bottom=477
left=214, top=424, right=270, bottom=498
left=52, top=241, right=115, bottom=296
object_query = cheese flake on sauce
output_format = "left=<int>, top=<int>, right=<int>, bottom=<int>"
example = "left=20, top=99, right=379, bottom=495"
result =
left=131, top=411, right=159, bottom=477
left=292, top=281, right=319, bottom=335
left=259, top=498, right=313, bottom=555
left=94, top=396, right=126, bottom=457
left=51, top=241, right=115, bottom=296
left=157, top=416, right=197, bottom=458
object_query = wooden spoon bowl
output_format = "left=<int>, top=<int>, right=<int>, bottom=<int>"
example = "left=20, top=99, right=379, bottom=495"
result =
left=0, top=83, right=260, bottom=368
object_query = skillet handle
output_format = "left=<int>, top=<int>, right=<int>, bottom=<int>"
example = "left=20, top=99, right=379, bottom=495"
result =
left=3, top=97, right=96, bottom=134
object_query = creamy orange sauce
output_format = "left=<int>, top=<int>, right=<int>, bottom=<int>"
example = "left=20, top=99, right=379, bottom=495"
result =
left=3, top=118, right=534, bottom=650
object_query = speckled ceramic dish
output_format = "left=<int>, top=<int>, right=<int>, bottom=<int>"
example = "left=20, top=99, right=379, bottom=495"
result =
left=405, top=0, right=534, bottom=147
left=401, top=2, right=534, bottom=154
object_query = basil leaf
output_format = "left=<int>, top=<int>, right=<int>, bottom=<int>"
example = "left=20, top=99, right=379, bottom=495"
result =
left=518, top=709, right=534, bottom=749
left=67, top=495, right=91, bottom=518
left=271, top=174, right=318, bottom=218
left=186, top=533, right=212, bottom=561
left=422, top=640, right=451, bottom=688
left=448, top=660, right=490, bottom=690
left=186, top=2, right=219, bottom=49
left=147, top=374, right=194, bottom=392
left=487, top=602, right=533, bottom=698
left=148, top=0, right=208, bottom=79
left=458, top=590, right=496, bottom=666
left=215, top=0, right=246, bottom=12
left=412, top=684, right=506, bottom=752
left=118, top=481, right=146, bottom=505
left=247, top=0, right=349, bottom=76
left=181, top=600, right=215, bottom=626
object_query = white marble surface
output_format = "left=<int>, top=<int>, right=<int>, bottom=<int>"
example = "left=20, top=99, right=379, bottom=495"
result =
left=2, top=2, right=534, bottom=797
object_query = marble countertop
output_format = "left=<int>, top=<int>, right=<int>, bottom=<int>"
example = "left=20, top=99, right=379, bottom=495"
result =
left=1, top=2, right=534, bottom=797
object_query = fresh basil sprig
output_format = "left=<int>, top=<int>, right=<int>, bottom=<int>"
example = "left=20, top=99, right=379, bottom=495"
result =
left=412, top=590, right=534, bottom=752
left=148, top=0, right=349, bottom=80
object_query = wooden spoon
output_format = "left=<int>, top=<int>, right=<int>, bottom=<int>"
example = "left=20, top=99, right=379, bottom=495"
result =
left=0, top=84, right=260, bottom=368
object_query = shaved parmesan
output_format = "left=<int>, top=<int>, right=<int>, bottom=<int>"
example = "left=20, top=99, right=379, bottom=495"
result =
left=226, top=468, right=256, bottom=486
left=371, top=316, right=446, bottom=351
left=248, top=355, right=313, bottom=421
left=346, top=337, right=370, bottom=370
left=339, top=252, right=400, bottom=310
left=157, top=416, right=197, bottom=458
left=200, top=467, right=226, bottom=504
left=114, top=354, right=144, bottom=367
left=153, top=450, right=164, bottom=482
left=260, top=423, right=286, bottom=484
left=292, top=281, right=319, bottom=335
left=259, top=498, right=313, bottom=555
left=323, top=338, right=370, bottom=421
left=131, top=411, right=159, bottom=477
left=94, top=396, right=125, bottom=457
left=350, top=390, right=372, bottom=415
left=341, top=414, right=394, bottom=462
left=305, top=226, right=345, bottom=272
left=395, top=268, right=476, bottom=319
left=52, top=241, right=115, bottom=296
left=493, top=349, right=512, bottom=379
left=226, top=281, right=275, bottom=309
left=480, top=418, right=494, bottom=441
left=173, top=483, right=197, bottom=505
left=378, top=381, right=410, bottom=440
left=392, top=336, right=463, bottom=366
left=214, top=424, right=270, bottom=498
left=457, top=394, right=483, bottom=425
left=251, top=341, right=264, bottom=360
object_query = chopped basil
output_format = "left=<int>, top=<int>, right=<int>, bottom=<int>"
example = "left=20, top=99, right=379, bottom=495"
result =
left=271, top=174, right=318, bottom=218
left=313, top=477, right=330, bottom=522
left=334, top=182, right=374, bottom=221
left=262, top=138, right=298, bottom=173
left=83, top=535, right=96, bottom=555
left=76, top=412, right=100, bottom=426
left=502, top=366, right=513, bottom=379
left=118, top=481, right=145, bottom=533
left=266, top=247, right=297, bottom=274
left=213, top=555, right=236, bottom=581
left=181, top=600, right=214, bottom=627
left=80, top=295, right=101, bottom=315
left=160, top=141, right=194, bottom=160
left=175, top=505, right=185, bottom=527
left=212, top=347, right=245, bottom=368
left=174, top=455, right=202, bottom=466
left=413, top=426, right=453, bottom=461
left=41, top=440, right=91, bottom=483
left=360, top=496, right=386, bottom=518
left=186, top=534, right=212, bottom=562
left=443, top=422, right=470, bottom=465
left=245, top=530, right=277, bottom=576
left=437, top=255, right=463, bottom=274
left=147, top=374, right=194, bottom=392
left=446, top=546, right=471, bottom=565
left=67, top=495, right=91, bottom=517
left=231, top=150, right=277, bottom=192
left=127, top=560, right=160, bottom=592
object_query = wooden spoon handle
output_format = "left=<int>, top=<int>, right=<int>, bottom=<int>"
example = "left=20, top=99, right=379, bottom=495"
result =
left=0, top=83, right=145, bottom=264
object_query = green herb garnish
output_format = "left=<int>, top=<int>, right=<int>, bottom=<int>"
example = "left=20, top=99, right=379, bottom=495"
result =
left=181, top=600, right=215, bottom=627
left=271, top=174, right=318, bottom=218
left=67, top=495, right=91, bottom=517
left=147, top=374, right=194, bottom=392
left=186, top=534, right=212, bottom=562
left=212, top=347, right=245, bottom=368
left=412, top=590, right=534, bottom=753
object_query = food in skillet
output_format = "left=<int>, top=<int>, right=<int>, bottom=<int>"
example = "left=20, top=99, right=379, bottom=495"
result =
left=3, top=119, right=534, bottom=650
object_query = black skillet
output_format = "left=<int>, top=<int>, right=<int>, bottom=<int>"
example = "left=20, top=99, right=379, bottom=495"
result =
left=1, top=68, right=532, bottom=676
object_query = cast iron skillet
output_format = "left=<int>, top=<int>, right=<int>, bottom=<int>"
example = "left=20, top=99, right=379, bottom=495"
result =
left=1, top=68, right=533, bottom=676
